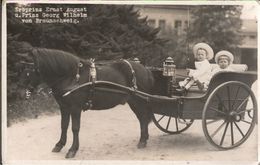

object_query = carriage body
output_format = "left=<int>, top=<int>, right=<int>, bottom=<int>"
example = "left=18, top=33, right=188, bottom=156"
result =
left=182, top=71, right=256, bottom=119
left=148, top=65, right=257, bottom=149
left=60, top=60, right=257, bottom=150
left=150, top=68, right=257, bottom=119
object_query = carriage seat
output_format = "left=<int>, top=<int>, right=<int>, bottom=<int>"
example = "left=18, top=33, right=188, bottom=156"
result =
left=210, top=64, right=248, bottom=72
left=187, top=64, right=248, bottom=95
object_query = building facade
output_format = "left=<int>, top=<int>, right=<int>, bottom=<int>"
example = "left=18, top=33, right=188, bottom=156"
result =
left=136, top=6, right=190, bottom=36
left=136, top=5, right=257, bottom=70
left=239, top=19, right=257, bottom=70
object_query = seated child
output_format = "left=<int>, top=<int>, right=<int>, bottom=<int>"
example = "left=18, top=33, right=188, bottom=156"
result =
left=211, top=50, right=234, bottom=76
left=178, top=42, right=214, bottom=91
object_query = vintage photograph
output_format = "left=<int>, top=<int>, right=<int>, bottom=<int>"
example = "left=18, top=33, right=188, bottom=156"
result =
left=2, top=1, right=258, bottom=164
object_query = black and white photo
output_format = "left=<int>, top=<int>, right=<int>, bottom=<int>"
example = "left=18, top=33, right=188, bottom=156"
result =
left=1, top=1, right=259, bottom=164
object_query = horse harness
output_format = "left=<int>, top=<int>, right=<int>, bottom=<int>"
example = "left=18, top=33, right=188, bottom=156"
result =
left=22, top=53, right=137, bottom=110
left=121, top=59, right=138, bottom=90
left=76, top=59, right=138, bottom=111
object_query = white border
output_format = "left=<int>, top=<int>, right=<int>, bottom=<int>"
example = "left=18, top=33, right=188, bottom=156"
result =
left=2, top=1, right=7, bottom=165
left=3, top=160, right=260, bottom=165
left=257, top=4, right=260, bottom=164
left=1, top=1, right=260, bottom=165
left=3, top=0, right=260, bottom=5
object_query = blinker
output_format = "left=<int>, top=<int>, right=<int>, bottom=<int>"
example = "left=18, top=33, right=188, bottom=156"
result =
left=133, top=58, right=140, bottom=63
left=78, top=62, right=83, bottom=67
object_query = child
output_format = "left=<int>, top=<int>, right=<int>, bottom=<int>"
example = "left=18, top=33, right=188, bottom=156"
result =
left=178, top=42, right=214, bottom=91
left=211, top=50, right=234, bottom=76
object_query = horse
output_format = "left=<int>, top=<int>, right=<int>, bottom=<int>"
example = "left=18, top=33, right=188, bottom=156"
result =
left=17, top=48, right=155, bottom=158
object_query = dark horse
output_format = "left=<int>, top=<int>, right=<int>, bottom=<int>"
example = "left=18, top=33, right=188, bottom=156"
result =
left=17, top=48, right=155, bottom=158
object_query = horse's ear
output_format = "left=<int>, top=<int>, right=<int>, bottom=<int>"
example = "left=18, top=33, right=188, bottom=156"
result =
left=9, top=33, right=22, bottom=40
left=17, top=52, right=33, bottom=62
left=20, top=61, right=34, bottom=66
left=20, top=61, right=35, bottom=69
left=15, top=62, right=25, bottom=72
left=17, top=52, right=29, bottom=58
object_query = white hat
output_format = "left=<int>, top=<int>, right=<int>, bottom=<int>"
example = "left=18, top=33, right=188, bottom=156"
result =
left=193, top=43, right=214, bottom=60
left=215, top=50, right=234, bottom=64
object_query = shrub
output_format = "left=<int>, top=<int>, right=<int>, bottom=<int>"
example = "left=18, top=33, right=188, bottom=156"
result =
left=7, top=90, right=59, bottom=126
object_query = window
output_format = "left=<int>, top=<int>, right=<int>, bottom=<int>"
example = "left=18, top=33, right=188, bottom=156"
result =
left=159, top=19, right=166, bottom=32
left=174, top=20, right=182, bottom=29
left=147, top=19, right=156, bottom=28
left=175, top=20, right=182, bottom=35
left=184, top=20, right=189, bottom=29
left=249, top=35, right=256, bottom=39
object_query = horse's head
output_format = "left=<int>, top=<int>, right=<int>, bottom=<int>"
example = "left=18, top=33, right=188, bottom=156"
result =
left=16, top=56, right=42, bottom=99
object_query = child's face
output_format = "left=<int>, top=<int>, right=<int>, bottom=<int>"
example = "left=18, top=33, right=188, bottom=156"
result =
left=196, top=49, right=207, bottom=61
left=218, top=56, right=230, bottom=69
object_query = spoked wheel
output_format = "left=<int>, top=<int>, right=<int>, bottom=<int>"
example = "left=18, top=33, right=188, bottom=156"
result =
left=202, top=81, right=257, bottom=150
left=152, top=113, right=194, bottom=134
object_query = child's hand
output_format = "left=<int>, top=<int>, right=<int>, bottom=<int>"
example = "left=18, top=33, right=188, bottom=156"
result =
left=186, top=69, right=190, bottom=74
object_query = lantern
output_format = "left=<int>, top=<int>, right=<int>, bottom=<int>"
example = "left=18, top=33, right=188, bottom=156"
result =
left=163, top=57, right=176, bottom=76
left=90, top=58, right=96, bottom=81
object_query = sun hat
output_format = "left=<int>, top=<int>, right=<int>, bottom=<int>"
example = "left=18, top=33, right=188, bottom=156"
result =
left=193, top=43, right=214, bottom=60
left=215, top=50, right=234, bottom=64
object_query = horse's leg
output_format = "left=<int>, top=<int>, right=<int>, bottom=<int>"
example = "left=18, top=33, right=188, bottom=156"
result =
left=137, top=115, right=150, bottom=148
left=65, top=111, right=81, bottom=158
left=128, top=98, right=152, bottom=148
left=52, top=110, right=70, bottom=152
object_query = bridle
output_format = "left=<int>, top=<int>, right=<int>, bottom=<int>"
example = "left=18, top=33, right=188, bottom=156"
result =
left=17, top=61, right=39, bottom=88
left=19, top=52, right=87, bottom=98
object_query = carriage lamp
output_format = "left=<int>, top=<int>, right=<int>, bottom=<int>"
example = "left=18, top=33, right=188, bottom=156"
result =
left=133, top=58, right=140, bottom=63
left=90, top=58, right=96, bottom=82
left=163, top=57, right=176, bottom=77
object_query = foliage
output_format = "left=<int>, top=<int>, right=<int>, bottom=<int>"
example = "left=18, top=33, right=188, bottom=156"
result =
left=7, top=4, right=169, bottom=122
left=188, top=5, right=243, bottom=62
left=7, top=5, right=245, bottom=123
left=7, top=4, right=167, bottom=65
left=7, top=91, right=59, bottom=126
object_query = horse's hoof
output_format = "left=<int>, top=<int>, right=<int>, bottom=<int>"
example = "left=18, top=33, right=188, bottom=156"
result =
left=52, top=145, right=63, bottom=152
left=65, top=150, right=77, bottom=158
left=137, top=141, right=147, bottom=149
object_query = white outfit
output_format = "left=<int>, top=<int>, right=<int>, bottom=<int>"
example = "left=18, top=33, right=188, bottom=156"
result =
left=189, top=59, right=211, bottom=85
left=179, top=59, right=211, bottom=90
left=211, top=66, right=234, bottom=77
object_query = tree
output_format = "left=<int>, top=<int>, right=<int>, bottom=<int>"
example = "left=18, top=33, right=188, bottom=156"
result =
left=7, top=4, right=168, bottom=66
left=187, top=5, right=243, bottom=63
left=7, top=4, right=170, bottom=101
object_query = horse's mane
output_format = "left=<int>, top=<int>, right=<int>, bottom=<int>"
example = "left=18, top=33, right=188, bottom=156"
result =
left=31, top=48, right=81, bottom=77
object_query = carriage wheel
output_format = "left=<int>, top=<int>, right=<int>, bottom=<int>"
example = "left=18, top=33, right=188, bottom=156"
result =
left=202, top=81, right=257, bottom=150
left=152, top=113, right=194, bottom=134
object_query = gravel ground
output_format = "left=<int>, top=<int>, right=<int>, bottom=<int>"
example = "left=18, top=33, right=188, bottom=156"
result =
left=6, top=105, right=258, bottom=162
left=5, top=82, right=258, bottom=164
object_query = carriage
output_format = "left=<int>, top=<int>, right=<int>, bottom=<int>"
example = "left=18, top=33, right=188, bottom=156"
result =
left=63, top=57, right=257, bottom=150
left=148, top=62, right=257, bottom=150
left=18, top=49, right=257, bottom=158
